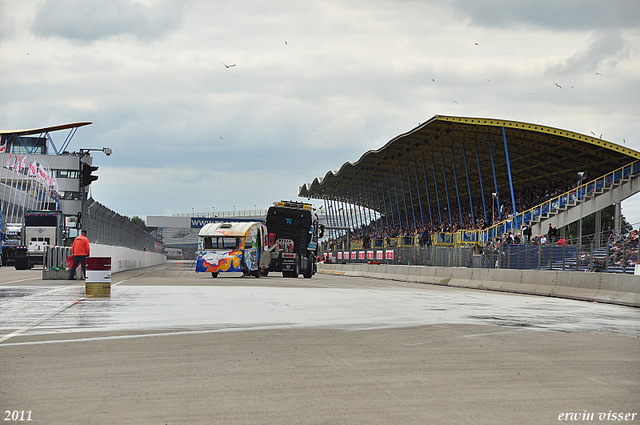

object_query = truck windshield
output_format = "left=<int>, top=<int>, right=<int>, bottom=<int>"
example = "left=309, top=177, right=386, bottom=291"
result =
left=25, top=215, right=58, bottom=227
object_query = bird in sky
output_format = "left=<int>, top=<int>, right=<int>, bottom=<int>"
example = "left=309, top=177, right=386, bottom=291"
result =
left=554, top=83, right=562, bottom=89
left=595, top=72, right=601, bottom=76
left=221, top=62, right=236, bottom=68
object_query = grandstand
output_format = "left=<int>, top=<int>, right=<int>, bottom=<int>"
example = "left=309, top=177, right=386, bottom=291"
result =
left=299, top=115, right=640, bottom=273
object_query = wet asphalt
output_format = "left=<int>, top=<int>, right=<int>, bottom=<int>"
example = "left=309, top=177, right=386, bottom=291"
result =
left=1, top=262, right=638, bottom=424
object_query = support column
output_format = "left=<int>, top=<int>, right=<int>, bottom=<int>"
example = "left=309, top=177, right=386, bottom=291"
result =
left=381, top=176, right=390, bottom=231
left=378, top=179, right=388, bottom=231
left=405, top=164, right=417, bottom=232
left=386, top=172, right=396, bottom=231
left=473, top=139, right=493, bottom=225
left=440, top=152, right=453, bottom=227
left=451, top=146, right=464, bottom=227
left=422, top=158, right=434, bottom=228
left=414, top=161, right=424, bottom=229
left=615, top=202, right=622, bottom=234
left=356, top=186, right=365, bottom=232
left=392, top=170, right=403, bottom=232
left=462, top=143, right=475, bottom=226
left=431, top=156, right=442, bottom=227
left=365, top=181, right=378, bottom=234
left=487, top=132, right=501, bottom=220
left=595, top=209, right=602, bottom=249
left=502, top=127, right=518, bottom=227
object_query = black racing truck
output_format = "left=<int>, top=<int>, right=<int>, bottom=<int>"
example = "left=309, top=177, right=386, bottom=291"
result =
left=265, top=201, right=324, bottom=278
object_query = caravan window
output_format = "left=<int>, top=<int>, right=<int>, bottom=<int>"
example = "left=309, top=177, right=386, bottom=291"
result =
left=202, top=237, right=239, bottom=249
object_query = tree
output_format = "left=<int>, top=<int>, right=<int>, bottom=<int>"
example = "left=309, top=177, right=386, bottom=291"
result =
left=131, top=216, right=149, bottom=232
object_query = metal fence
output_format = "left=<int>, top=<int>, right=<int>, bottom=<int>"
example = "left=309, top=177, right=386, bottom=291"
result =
left=43, top=246, right=72, bottom=269
left=322, top=242, right=636, bottom=274
left=84, top=198, right=161, bottom=252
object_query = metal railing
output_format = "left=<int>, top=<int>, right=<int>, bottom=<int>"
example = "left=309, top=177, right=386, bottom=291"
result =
left=322, top=231, right=638, bottom=274
left=481, top=160, right=638, bottom=243
left=43, top=246, right=72, bottom=270
left=84, top=198, right=162, bottom=252
left=172, top=209, right=268, bottom=218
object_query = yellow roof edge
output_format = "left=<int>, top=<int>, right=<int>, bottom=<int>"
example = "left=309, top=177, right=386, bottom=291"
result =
left=435, top=115, right=640, bottom=160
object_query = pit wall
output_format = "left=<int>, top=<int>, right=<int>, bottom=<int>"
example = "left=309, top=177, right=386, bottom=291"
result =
left=90, top=243, right=166, bottom=273
left=317, top=263, right=640, bottom=308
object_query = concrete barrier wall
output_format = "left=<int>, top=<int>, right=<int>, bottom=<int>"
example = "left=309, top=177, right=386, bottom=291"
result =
left=318, top=263, right=640, bottom=308
left=90, top=244, right=166, bottom=273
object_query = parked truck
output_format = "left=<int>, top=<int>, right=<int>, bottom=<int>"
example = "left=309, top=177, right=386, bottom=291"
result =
left=1, top=219, right=23, bottom=267
left=265, top=201, right=324, bottom=278
left=14, top=210, right=65, bottom=270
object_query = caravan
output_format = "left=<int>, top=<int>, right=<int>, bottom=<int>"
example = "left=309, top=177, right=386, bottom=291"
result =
left=196, top=221, right=269, bottom=278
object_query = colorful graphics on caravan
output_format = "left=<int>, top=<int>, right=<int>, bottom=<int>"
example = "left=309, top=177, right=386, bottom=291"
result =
left=196, top=221, right=269, bottom=278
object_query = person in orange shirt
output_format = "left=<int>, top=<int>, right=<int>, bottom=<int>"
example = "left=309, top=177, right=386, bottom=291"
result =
left=68, top=230, right=90, bottom=280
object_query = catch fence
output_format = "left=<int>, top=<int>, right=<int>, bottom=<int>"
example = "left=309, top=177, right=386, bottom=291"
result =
left=84, top=198, right=162, bottom=252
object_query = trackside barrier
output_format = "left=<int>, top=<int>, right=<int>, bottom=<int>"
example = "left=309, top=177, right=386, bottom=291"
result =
left=43, top=246, right=73, bottom=270
left=317, top=263, right=640, bottom=308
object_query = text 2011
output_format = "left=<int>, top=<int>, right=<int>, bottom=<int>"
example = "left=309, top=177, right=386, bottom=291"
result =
left=4, top=411, right=32, bottom=421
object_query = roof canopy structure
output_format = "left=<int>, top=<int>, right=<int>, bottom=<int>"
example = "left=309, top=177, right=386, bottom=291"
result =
left=299, top=115, right=639, bottom=229
left=0, top=122, right=92, bottom=155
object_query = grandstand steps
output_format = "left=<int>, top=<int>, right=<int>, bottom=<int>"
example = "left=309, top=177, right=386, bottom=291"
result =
left=530, top=171, right=640, bottom=237
left=533, top=247, right=635, bottom=274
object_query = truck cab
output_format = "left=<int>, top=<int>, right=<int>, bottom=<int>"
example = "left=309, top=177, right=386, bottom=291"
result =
left=265, top=201, right=324, bottom=278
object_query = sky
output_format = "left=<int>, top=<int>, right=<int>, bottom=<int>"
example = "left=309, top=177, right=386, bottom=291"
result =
left=1, top=0, right=640, bottom=225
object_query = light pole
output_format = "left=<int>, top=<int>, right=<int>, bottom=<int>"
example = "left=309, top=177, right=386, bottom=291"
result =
left=78, top=147, right=112, bottom=231
left=491, top=193, right=498, bottom=227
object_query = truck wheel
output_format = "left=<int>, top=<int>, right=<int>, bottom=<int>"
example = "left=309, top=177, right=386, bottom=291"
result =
left=14, top=257, right=29, bottom=270
left=293, top=258, right=300, bottom=278
left=211, top=272, right=218, bottom=278
left=253, top=269, right=261, bottom=278
left=260, top=269, right=269, bottom=277
left=303, top=255, right=314, bottom=278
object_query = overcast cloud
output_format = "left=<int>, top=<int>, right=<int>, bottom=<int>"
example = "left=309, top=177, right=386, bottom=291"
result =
left=1, top=0, right=639, bottom=224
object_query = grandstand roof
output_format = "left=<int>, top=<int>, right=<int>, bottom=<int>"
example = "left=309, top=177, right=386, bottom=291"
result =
left=0, top=122, right=92, bottom=136
left=298, top=115, right=640, bottom=215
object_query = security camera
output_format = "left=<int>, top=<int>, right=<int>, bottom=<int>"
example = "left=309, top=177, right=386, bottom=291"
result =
left=104, top=148, right=113, bottom=156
